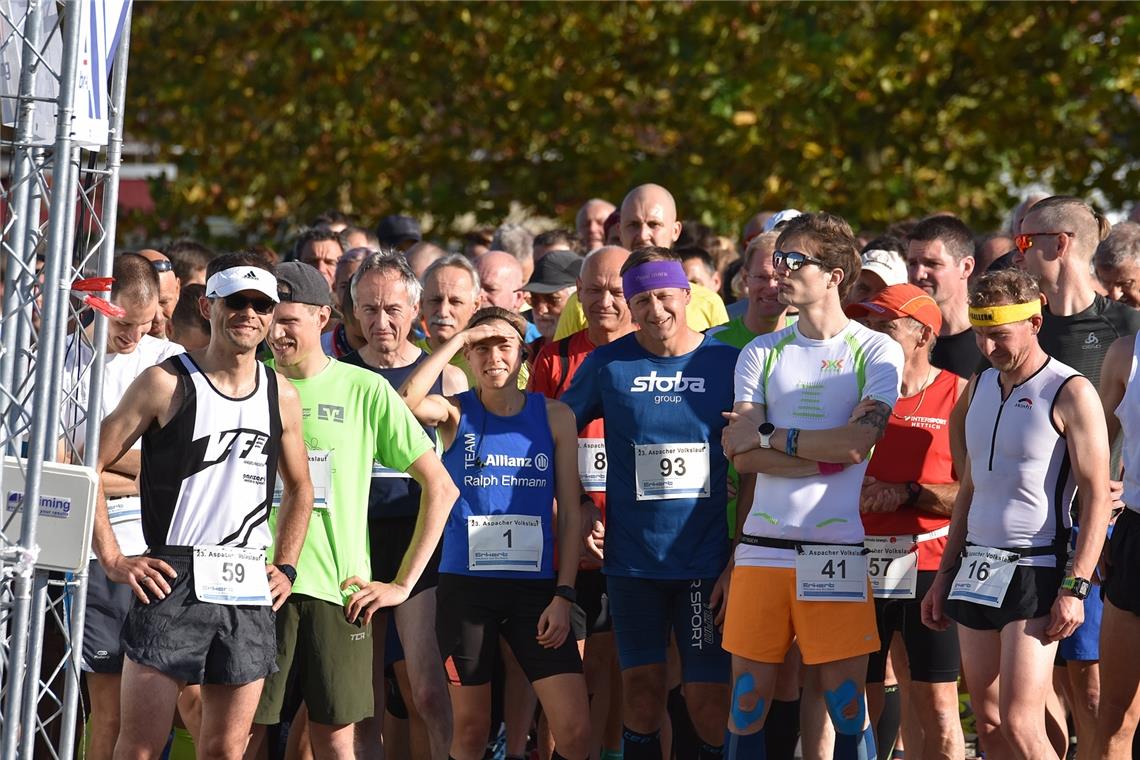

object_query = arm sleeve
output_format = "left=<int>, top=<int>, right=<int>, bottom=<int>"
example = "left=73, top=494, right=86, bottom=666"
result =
left=560, top=351, right=603, bottom=431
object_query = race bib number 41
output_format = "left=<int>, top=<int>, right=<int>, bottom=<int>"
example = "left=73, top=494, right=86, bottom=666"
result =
left=947, top=546, right=1019, bottom=608
left=795, top=545, right=869, bottom=602
left=634, top=442, right=710, bottom=501
left=468, top=515, right=543, bottom=572
left=193, top=546, right=272, bottom=606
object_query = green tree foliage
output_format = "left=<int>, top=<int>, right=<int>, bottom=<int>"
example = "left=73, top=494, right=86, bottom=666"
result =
left=127, top=1, right=1140, bottom=244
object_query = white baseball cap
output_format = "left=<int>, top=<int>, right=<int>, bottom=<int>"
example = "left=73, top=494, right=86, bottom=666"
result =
left=762, top=208, right=803, bottom=234
left=204, top=266, right=280, bottom=303
left=860, top=249, right=908, bottom=287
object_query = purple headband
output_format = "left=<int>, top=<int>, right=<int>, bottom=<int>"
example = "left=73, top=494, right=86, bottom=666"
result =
left=621, top=260, right=691, bottom=300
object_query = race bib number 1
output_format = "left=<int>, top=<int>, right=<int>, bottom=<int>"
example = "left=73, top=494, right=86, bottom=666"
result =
left=947, top=546, right=1019, bottom=608
left=468, top=515, right=543, bottom=572
left=865, top=536, right=919, bottom=599
left=634, top=442, right=710, bottom=501
left=577, top=439, right=607, bottom=492
left=795, top=545, right=869, bottom=602
left=193, top=546, right=272, bottom=606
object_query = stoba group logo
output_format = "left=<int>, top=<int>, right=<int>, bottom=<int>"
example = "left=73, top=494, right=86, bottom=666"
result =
left=629, top=370, right=706, bottom=393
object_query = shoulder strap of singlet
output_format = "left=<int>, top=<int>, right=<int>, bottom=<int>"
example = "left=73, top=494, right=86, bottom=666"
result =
left=554, top=337, right=573, bottom=398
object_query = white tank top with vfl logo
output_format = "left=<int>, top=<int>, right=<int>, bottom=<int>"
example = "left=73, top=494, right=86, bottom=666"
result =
left=139, top=354, right=281, bottom=550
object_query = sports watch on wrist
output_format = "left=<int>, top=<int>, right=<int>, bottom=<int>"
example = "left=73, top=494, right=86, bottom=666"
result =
left=275, top=563, right=297, bottom=584
left=554, top=585, right=577, bottom=604
left=1061, top=576, right=1091, bottom=600
left=758, top=422, right=776, bottom=449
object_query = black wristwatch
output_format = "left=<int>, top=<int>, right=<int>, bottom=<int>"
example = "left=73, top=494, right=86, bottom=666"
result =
left=1061, top=576, right=1091, bottom=600
left=275, top=564, right=297, bottom=584
left=554, top=584, right=577, bottom=604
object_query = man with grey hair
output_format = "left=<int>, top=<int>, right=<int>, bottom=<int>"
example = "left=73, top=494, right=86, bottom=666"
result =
left=492, top=222, right=536, bottom=281
left=416, top=254, right=490, bottom=389
left=342, top=252, right=463, bottom=759
left=1095, top=222, right=1140, bottom=309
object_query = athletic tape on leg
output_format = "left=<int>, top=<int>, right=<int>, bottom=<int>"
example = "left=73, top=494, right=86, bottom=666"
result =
left=824, top=678, right=866, bottom=736
left=730, top=671, right=766, bottom=731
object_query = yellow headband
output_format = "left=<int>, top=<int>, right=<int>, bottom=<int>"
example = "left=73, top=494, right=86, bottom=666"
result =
left=968, top=299, right=1041, bottom=327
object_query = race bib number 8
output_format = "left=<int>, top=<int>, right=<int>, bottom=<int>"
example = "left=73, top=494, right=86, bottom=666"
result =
left=634, top=442, right=710, bottom=501
left=578, top=439, right=607, bottom=492
left=193, top=546, right=272, bottom=606
left=795, top=545, right=869, bottom=602
left=468, top=515, right=543, bottom=572
left=865, top=536, right=919, bottom=599
left=947, top=546, right=1019, bottom=608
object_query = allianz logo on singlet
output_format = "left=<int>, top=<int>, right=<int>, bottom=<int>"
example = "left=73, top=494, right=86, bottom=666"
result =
left=629, top=371, right=705, bottom=393
left=463, top=433, right=549, bottom=471
left=198, top=428, right=270, bottom=467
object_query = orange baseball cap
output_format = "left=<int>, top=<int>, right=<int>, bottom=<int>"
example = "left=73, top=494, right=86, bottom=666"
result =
left=844, top=283, right=942, bottom=333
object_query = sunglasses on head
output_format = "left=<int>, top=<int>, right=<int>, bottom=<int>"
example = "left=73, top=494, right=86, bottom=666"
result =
left=221, top=293, right=276, bottom=314
left=1013, top=231, right=1073, bottom=255
left=150, top=259, right=174, bottom=273
left=773, top=250, right=826, bottom=271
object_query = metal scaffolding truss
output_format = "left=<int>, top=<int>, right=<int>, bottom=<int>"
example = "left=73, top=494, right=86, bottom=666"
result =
left=0, top=1, right=132, bottom=757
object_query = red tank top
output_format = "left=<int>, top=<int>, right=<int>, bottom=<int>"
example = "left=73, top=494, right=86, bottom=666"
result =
left=863, top=369, right=959, bottom=570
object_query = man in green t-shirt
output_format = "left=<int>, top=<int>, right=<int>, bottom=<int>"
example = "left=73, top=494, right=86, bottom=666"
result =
left=251, top=262, right=458, bottom=758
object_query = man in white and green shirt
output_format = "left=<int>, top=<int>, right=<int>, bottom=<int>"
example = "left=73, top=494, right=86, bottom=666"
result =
left=253, top=262, right=457, bottom=758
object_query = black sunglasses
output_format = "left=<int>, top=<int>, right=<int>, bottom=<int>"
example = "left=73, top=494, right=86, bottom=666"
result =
left=150, top=259, right=174, bottom=273
left=773, top=250, right=826, bottom=272
left=221, top=293, right=276, bottom=314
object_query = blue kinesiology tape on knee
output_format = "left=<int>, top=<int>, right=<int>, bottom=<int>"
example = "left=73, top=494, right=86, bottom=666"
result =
left=824, top=678, right=866, bottom=736
left=724, top=727, right=767, bottom=760
left=730, top=672, right=766, bottom=731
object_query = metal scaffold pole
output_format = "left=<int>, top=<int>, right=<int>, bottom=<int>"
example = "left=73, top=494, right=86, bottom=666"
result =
left=0, top=1, right=134, bottom=756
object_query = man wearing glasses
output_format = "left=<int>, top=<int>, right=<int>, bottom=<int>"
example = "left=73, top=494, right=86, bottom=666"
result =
left=138, top=249, right=181, bottom=341
left=91, top=252, right=314, bottom=758
left=722, top=213, right=902, bottom=759
left=1014, top=196, right=1140, bottom=755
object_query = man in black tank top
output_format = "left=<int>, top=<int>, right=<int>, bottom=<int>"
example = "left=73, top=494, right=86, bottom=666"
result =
left=1016, top=197, right=1140, bottom=755
left=92, top=252, right=314, bottom=759
left=340, top=251, right=463, bottom=758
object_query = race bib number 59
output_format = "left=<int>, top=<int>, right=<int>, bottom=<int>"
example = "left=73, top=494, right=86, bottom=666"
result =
left=193, top=546, right=272, bottom=606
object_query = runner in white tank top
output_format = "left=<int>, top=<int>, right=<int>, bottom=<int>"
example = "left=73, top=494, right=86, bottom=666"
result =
left=92, top=255, right=314, bottom=759
left=922, top=269, right=1111, bottom=760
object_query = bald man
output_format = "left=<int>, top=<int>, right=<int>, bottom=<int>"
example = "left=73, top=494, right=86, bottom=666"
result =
left=619, top=184, right=683, bottom=251
left=577, top=198, right=616, bottom=251
left=137, top=249, right=180, bottom=340
left=476, top=250, right=541, bottom=344
left=405, top=241, right=446, bottom=282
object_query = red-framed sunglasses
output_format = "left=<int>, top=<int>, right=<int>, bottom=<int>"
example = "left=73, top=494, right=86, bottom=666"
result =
left=1014, top=231, right=1073, bottom=254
